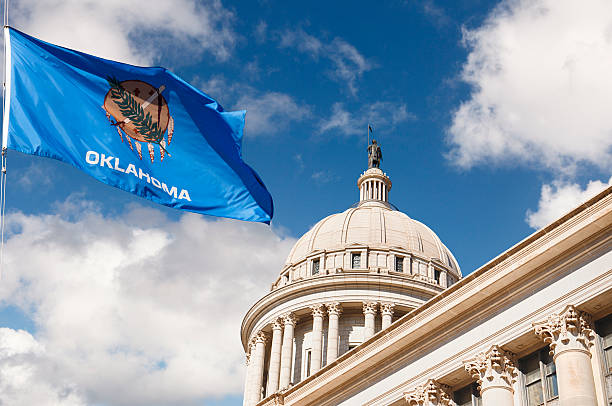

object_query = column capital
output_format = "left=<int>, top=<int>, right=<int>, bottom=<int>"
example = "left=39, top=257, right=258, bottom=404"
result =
left=325, top=302, right=343, bottom=316
left=310, top=303, right=326, bottom=318
left=404, top=379, right=453, bottom=406
left=464, top=345, right=517, bottom=394
left=533, top=304, right=595, bottom=358
left=271, top=317, right=284, bottom=331
left=362, top=301, right=378, bottom=315
left=245, top=352, right=251, bottom=366
left=253, top=330, right=268, bottom=345
left=380, top=302, right=395, bottom=316
left=281, top=312, right=298, bottom=327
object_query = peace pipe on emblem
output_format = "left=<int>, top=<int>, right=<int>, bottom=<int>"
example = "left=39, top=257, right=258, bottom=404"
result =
left=121, top=85, right=166, bottom=125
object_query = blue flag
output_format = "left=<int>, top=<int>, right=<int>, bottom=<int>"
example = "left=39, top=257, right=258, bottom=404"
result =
left=2, top=27, right=273, bottom=223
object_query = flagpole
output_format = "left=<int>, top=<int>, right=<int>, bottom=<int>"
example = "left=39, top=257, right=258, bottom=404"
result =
left=0, top=0, right=9, bottom=279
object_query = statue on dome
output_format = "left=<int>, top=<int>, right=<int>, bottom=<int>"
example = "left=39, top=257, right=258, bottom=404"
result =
left=368, top=139, right=382, bottom=169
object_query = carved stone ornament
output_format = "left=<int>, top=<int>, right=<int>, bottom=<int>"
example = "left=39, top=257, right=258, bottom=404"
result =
left=271, top=317, right=284, bottom=331
left=281, top=312, right=298, bottom=327
left=245, top=352, right=251, bottom=366
left=533, top=304, right=595, bottom=358
left=404, top=379, right=455, bottom=406
left=325, top=302, right=343, bottom=316
left=363, top=301, right=378, bottom=315
left=380, top=302, right=395, bottom=316
left=253, top=330, right=268, bottom=345
left=464, top=345, right=517, bottom=394
left=310, top=304, right=326, bottom=318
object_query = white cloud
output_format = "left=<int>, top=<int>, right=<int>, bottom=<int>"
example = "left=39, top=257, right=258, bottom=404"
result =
left=237, top=92, right=310, bottom=137
left=447, top=0, right=612, bottom=173
left=526, top=177, right=612, bottom=229
left=0, top=201, right=295, bottom=405
left=11, top=0, right=237, bottom=65
left=0, top=328, right=86, bottom=406
left=199, top=75, right=311, bottom=137
left=279, top=29, right=374, bottom=95
left=319, top=101, right=416, bottom=136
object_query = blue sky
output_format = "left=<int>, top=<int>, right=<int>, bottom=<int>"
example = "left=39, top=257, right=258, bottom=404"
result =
left=0, top=1, right=611, bottom=405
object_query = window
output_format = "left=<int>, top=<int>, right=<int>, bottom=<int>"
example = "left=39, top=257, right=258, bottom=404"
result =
left=395, top=256, right=403, bottom=272
left=312, top=259, right=320, bottom=275
left=596, top=314, right=612, bottom=374
left=595, top=314, right=612, bottom=404
left=351, top=252, right=361, bottom=269
left=453, top=383, right=481, bottom=406
left=519, top=348, right=558, bottom=406
left=434, top=269, right=441, bottom=284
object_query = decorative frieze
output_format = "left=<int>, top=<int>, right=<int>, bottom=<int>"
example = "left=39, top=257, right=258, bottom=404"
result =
left=464, top=345, right=517, bottom=394
left=533, top=304, right=595, bottom=357
left=404, top=379, right=454, bottom=406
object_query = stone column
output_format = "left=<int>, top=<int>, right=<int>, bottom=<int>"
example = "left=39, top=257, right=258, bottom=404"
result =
left=464, top=345, right=517, bottom=406
left=310, top=304, right=325, bottom=374
left=243, top=352, right=252, bottom=406
left=279, top=313, right=297, bottom=390
left=266, top=318, right=283, bottom=395
left=326, top=302, right=342, bottom=364
left=380, top=302, right=395, bottom=330
left=533, top=305, right=597, bottom=406
left=440, top=270, right=447, bottom=288
left=405, top=379, right=454, bottom=406
left=363, top=301, right=378, bottom=340
left=245, top=331, right=268, bottom=406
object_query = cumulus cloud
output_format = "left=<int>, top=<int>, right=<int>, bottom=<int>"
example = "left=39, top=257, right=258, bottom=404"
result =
left=200, top=75, right=311, bottom=137
left=11, top=0, right=237, bottom=66
left=447, top=0, right=612, bottom=173
left=319, top=101, right=416, bottom=136
left=279, top=29, right=374, bottom=95
left=0, top=200, right=295, bottom=405
left=0, top=328, right=86, bottom=405
left=526, top=177, right=612, bottom=229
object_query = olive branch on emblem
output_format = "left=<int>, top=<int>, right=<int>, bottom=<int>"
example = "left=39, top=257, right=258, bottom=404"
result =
left=106, top=76, right=170, bottom=155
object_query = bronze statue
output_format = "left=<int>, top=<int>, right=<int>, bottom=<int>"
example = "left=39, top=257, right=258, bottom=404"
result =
left=368, top=139, right=382, bottom=168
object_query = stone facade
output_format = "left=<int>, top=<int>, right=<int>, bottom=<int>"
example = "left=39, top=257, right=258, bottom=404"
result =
left=241, top=164, right=612, bottom=406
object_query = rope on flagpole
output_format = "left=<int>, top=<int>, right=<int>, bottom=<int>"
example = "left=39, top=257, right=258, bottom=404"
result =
left=0, top=0, right=9, bottom=280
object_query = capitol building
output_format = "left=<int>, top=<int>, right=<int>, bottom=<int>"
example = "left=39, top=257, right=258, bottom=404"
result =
left=240, top=152, right=612, bottom=406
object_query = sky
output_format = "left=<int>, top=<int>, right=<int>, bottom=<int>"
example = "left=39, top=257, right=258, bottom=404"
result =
left=0, top=0, right=611, bottom=405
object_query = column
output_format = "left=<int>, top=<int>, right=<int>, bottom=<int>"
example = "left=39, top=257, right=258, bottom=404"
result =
left=363, top=301, right=378, bottom=340
left=279, top=313, right=297, bottom=390
left=380, top=302, right=395, bottom=329
left=326, top=302, right=342, bottom=364
left=242, top=352, right=252, bottom=406
left=464, top=345, right=517, bottom=406
left=440, top=270, right=448, bottom=288
left=266, top=318, right=283, bottom=395
left=245, top=331, right=268, bottom=406
left=310, top=304, right=325, bottom=374
left=405, top=379, right=454, bottom=406
left=533, top=305, right=597, bottom=406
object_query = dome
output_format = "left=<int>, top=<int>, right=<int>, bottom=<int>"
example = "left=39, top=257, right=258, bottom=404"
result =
left=271, top=167, right=461, bottom=290
left=284, top=202, right=460, bottom=272
left=242, top=153, right=464, bottom=399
